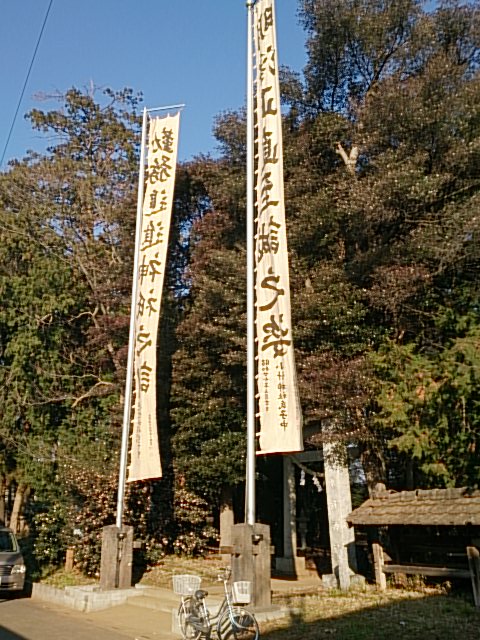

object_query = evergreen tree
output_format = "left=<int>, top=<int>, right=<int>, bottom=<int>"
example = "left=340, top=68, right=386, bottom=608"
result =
left=170, top=120, right=249, bottom=508
left=172, top=0, right=480, bottom=503
left=0, top=88, right=158, bottom=568
left=298, top=0, right=480, bottom=486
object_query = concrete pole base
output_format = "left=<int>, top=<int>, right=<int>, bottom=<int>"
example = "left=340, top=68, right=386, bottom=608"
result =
left=100, top=525, right=133, bottom=590
left=230, top=523, right=271, bottom=608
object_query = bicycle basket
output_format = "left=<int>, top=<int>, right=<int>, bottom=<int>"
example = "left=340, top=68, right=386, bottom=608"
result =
left=232, top=580, right=251, bottom=604
left=172, top=574, right=202, bottom=596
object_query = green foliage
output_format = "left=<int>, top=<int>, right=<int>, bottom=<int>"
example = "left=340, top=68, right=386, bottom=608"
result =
left=170, top=156, right=249, bottom=505
left=371, top=317, right=480, bottom=486
left=172, top=0, right=480, bottom=496
left=172, top=486, right=219, bottom=556
left=0, top=85, right=141, bottom=445
left=299, top=0, right=420, bottom=113
left=0, top=86, right=152, bottom=574
left=0, top=84, right=215, bottom=573
left=32, top=504, right=71, bottom=567
left=1, top=0, right=480, bottom=577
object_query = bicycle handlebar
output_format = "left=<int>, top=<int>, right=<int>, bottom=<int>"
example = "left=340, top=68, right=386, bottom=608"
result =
left=217, top=566, right=232, bottom=582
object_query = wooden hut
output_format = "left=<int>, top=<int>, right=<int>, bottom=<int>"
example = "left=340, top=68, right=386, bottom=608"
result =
left=347, top=485, right=480, bottom=606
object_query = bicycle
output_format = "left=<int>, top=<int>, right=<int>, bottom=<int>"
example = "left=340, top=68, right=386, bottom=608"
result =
left=175, top=567, right=259, bottom=640
left=173, top=574, right=203, bottom=638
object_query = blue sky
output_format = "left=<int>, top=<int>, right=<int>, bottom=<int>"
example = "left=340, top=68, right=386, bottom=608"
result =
left=1, top=1, right=307, bottom=166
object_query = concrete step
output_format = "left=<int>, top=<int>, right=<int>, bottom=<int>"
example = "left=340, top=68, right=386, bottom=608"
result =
left=129, top=586, right=222, bottom=612
left=127, top=594, right=177, bottom=613
left=129, top=586, right=181, bottom=613
left=127, top=587, right=227, bottom=637
left=134, top=585, right=180, bottom=601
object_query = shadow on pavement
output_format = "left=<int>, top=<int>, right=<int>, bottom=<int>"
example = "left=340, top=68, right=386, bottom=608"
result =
left=0, top=626, right=28, bottom=639
left=0, top=582, right=32, bottom=603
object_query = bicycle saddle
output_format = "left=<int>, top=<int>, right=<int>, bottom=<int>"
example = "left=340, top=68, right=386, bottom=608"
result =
left=195, top=589, right=208, bottom=600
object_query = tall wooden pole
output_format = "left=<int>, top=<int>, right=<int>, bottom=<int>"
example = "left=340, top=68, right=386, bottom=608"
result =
left=116, top=107, right=148, bottom=529
left=245, top=0, right=256, bottom=526
left=115, top=104, right=185, bottom=528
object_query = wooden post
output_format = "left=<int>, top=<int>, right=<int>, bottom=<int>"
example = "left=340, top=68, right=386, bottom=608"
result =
left=100, top=525, right=134, bottom=590
left=65, top=547, right=75, bottom=572
left=467, top=546, right=480, bottom=608
left=231, top=523, right=271, bottom=608
left=372, top=542, right=387, bottom=590
left=220, top=486, right=234, bottom=565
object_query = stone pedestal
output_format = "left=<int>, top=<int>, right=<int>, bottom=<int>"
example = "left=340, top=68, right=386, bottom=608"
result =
left=220, top=489, right=234, bottom=565
left=275, top=456, right=298, bottom=576
left=100, top=525, right=133, bottom=590
left=323, top=443, right=357, bottom=589
left=231, top=523, right=271, bottom=608
left=275, top=455, right=309, bottom=577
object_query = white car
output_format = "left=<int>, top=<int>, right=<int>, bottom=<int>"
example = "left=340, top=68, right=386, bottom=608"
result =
left=0, top=527, right=26, bottom=592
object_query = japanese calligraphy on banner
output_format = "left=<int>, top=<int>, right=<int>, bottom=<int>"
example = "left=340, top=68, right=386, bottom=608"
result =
left=128, top=113, right=180, bottom=482
left=254, top=0, right=303, bottom=454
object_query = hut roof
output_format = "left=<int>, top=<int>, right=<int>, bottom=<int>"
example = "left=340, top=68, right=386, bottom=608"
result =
left=347, top=485, right=480, bottom=527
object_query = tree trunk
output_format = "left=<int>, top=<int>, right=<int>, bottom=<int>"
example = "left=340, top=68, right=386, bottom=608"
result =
left=0, top=474, right=5, bottom=526
left=360, top=446, right=387, bottom=496
left=405, top=459, right=415, bottom=490
left=5, top=479, right=16, bottom=527
left=9, top=483, right=29, bottom=534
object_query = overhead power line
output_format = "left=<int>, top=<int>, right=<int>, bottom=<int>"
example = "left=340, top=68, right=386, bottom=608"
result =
left=0, top=0, right=54, bottom=169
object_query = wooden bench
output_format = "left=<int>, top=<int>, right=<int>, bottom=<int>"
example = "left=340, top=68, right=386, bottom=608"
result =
left=372, top=543, right=480, bottom=607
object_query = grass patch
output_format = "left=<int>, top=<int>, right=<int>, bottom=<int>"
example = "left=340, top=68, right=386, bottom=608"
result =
left=36, top=553, right=224, bottom=589
left=139, top=554, right=224, bottom=589
left=39, top=568, right=96, bottom=588
left=262, top=587, right=479, bottom=639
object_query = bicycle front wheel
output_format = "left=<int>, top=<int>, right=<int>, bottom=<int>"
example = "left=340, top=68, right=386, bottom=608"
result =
left=178, top=598, right=202, bottom=640
left=217, top=607, right=259, bottom=640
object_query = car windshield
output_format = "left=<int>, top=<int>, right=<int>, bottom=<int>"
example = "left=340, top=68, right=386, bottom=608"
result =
left=0, top=531, right=17, bottom=552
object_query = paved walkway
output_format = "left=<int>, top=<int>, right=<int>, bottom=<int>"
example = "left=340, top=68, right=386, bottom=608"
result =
left=1, top=597, right=160, bottom=640
left=22, top=575, right=323, bottom=640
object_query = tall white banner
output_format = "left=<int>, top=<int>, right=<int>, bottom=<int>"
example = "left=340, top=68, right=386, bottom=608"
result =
left=254, top=0, right=303, bottom=454
left=128, top=113, right=180, bottom=482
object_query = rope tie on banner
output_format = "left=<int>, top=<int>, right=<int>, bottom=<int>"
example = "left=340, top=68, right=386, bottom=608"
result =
left=292, top=457, right=324, bottom=493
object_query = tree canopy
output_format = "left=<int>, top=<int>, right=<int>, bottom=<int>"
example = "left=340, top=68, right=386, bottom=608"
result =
left=172, top=0, right=480, bottom=495
left=1, top=0, right=479, bottom=575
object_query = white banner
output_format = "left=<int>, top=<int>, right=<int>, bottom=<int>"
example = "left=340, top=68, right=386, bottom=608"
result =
left=128, top=113, right=180, bottom=482
left=254, top=0, right=303, bottom=454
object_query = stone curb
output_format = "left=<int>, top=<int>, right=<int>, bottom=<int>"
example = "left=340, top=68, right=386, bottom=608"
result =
left=31, top=582, right=143, bottom=613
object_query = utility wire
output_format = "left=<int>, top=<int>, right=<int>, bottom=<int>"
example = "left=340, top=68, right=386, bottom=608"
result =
left=0, top=0, right=54, bottom=169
